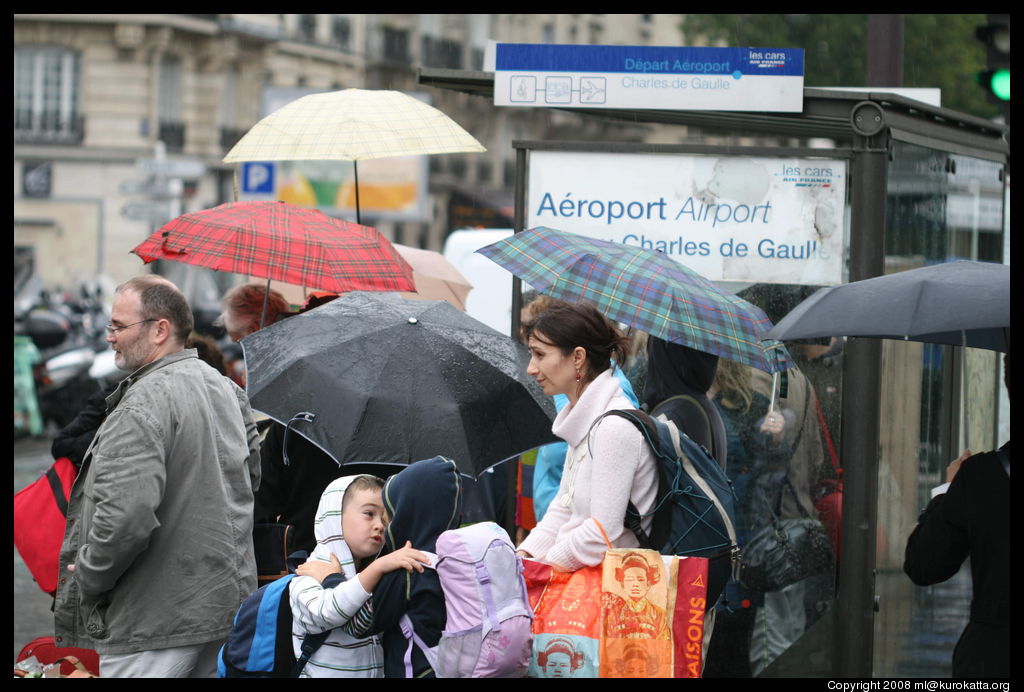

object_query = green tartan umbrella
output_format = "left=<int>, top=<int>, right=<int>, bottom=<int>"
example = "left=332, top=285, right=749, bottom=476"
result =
left=476, top=226, right=792, bottom=373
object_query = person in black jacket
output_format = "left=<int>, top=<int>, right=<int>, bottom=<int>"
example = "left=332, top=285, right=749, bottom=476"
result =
left=642, top=336, right=726, bottom=469
left=51, top=383, right=116, bottom=469
left=904, top=354, right=1010, bottom=678
left=368, top=457, right=463, bottom=678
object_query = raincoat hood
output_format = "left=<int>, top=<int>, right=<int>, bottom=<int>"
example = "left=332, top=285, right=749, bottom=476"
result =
left=309, top=474, right=379, bottom=579
left=381, top=456, right=463, bottom=555
left=642, top=335, right=719, bottom=409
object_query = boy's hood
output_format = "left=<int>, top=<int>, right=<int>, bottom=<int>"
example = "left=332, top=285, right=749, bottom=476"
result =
left=310, top=474, right=375, bottom=579
left=382, top=456, right=463, bottom=555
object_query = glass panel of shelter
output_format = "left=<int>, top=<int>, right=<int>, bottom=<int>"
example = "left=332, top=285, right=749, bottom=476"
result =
left=872, top=143, right=1005, bottom=677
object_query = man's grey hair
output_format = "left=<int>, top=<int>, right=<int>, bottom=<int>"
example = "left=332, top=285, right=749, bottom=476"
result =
left=116, top=275, right=194, bottom=344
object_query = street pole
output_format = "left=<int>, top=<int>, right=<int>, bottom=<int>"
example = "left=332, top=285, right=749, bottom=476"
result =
left=836, top=114, right=888, bottom=677
left=832, top=20, right=904, bottom=675
left=867, top=14, right=904, bottom=87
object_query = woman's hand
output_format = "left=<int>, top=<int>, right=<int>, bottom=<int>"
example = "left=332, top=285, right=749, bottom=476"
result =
left=296, top=553, right=342, bottom=584
left=758, top=410, right=790, bottom=444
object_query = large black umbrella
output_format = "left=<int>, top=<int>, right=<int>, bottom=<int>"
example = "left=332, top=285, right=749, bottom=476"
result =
left=766, top=260, right=1010, bottom=352
left=241, top=291, right=557, bottom=476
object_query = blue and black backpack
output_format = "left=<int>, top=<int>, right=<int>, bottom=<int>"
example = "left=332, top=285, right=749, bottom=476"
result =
left=600, top=409, right=739, bottom=564
left=217, top=574, right=329, bottom=678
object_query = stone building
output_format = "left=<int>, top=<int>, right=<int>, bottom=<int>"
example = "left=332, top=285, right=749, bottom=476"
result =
left=14, top=14, right=693, bottom=294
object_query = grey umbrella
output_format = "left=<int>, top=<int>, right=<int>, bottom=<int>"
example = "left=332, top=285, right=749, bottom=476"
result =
left=241, top=291, right=557, bottom=476
left=766, top=260, right=1010, bottom=352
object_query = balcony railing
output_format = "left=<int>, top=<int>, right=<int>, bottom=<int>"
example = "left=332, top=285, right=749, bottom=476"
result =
left=14, top=113, right=85, bottom=145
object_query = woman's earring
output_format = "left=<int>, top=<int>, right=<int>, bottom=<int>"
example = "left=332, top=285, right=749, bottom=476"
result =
left=575, top=368, right=582, bottom=382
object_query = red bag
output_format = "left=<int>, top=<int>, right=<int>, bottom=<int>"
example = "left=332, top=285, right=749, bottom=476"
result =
left=812, top=396, right=842, bottom=556
left=17, top=636, right=100, bottom=677
left=14, top=456, right=77, bottom=597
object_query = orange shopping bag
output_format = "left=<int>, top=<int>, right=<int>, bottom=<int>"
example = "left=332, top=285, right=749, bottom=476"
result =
left=523, top=549, right=709, bottom=678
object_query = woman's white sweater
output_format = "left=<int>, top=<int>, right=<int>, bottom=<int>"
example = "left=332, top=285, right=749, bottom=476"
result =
left=518, top=369, right=657, bottom=571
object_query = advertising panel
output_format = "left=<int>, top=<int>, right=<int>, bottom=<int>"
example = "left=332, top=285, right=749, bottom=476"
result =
left=527, top=151, right=847, bottom=286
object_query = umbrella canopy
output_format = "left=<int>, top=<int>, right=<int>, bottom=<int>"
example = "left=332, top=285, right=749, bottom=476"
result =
left=241, top=291, right=558, bottom=476
left=223, top=88, right=486, bottom=163
left=766, top=260, right=1010, bottom=352
left=477, top=226, right=793, bottom=373
left=394, top=243, right=474, bottom=311
left=222, top=88, right=486, bottom=224
left=131, top=200, right=415, bottom=295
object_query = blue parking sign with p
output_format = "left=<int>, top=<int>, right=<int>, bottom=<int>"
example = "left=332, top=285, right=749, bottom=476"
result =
left=241, top=162, right=275, bottom=194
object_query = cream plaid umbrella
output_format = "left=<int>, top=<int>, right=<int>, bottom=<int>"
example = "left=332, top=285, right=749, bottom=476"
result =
left=223, top=88, right=486, bottom=223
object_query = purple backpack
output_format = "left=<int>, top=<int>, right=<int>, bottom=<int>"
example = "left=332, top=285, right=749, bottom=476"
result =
left=433, top=522, right=534, bottom=678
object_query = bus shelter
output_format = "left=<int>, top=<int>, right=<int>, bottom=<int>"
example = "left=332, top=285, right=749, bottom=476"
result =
left=419, top=67, right=1009, bottom=678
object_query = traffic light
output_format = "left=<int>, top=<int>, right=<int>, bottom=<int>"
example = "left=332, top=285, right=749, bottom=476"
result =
left=975, top=14, right=1010, bottom=106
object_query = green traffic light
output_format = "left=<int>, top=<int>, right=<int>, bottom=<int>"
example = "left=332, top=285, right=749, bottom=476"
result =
left=991, top=69, right=1010, bottom=101
left=976, top=69, right=1011, bottom=101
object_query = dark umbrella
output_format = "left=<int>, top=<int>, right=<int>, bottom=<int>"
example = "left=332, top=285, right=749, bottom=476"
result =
left=241, top=291, right=558, bottom=476
left=766, top=260, right=1010, bottom=352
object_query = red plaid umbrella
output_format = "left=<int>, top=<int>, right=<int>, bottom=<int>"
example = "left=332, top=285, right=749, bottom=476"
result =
left=131, top=200, right=415, bottom=294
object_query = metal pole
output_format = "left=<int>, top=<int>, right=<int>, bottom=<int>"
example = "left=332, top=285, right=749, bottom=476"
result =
left=834, top=127, right=888, bottom=677
left=505, top=145, right=529, bottom=538
left=511, top=146, right=527, bottom=339
left=353, top=160, right=361, bottom=225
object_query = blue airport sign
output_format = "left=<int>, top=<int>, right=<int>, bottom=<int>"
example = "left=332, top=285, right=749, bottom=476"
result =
left=495, top=44, right=804, bottom=112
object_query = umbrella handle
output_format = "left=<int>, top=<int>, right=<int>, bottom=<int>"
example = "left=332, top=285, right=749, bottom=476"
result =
left=768, top=371, right=779, bottom=414
left=283, top=411, right=317, bottom=466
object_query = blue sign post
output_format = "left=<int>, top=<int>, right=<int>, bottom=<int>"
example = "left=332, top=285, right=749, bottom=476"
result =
left=495, top=44, right=804, bottom=112
left=240, top=162, right=276, bottom=195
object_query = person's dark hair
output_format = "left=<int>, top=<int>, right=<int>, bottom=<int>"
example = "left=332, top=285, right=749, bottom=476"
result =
left=117, top=275, right=193, bottom=344
left=522, top=301, right=630, bottom=383
left=519, top=293, right=569, bottom=343
left=222, top=284, right=291, bottom=331
left=187, top=332, right=227, bottom=375
left=300, top=291, right=339, bottom=314
left=341, top=475, right=386, bottom=514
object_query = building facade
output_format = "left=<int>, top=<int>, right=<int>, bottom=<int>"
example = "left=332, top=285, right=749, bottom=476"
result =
left=14, top=13, right=690, bottom=290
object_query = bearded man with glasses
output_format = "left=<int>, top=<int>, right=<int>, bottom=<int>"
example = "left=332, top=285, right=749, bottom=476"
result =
left=54, top=275, right=262, bottom=678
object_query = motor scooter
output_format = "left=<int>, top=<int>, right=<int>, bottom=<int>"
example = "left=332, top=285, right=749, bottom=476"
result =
left=15, top=278, right=115, bottom=431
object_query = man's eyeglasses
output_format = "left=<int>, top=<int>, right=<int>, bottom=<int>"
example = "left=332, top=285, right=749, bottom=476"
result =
left=105, top=319, right=156, bottom=335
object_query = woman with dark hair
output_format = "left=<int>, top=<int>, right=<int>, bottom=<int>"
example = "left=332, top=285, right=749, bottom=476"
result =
left=515, top=302, right=658, bottom=572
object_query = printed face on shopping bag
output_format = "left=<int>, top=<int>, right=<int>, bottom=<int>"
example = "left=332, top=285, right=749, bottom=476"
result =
left=622, top=657, right=648, bottom=677
left=562, top=571, right=589, bottom=601
left=622, top=566, right=651, bottom=601
left=544, top=652, right=573, bottom=677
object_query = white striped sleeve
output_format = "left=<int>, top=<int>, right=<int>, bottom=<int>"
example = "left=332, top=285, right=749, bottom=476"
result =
left=289, top=574, right=373, bottom=635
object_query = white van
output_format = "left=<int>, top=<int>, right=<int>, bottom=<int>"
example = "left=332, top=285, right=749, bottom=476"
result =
left=441, top=228, right=516, bottom=336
